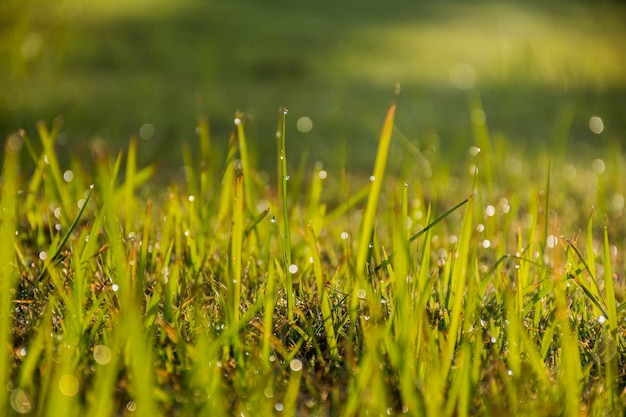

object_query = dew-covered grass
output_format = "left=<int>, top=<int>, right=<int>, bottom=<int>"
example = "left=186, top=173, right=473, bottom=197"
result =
left=1, top=99, right=625, bottom=416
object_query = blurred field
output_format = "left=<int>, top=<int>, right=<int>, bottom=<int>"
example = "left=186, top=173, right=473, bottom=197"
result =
left=2, top=0, right=626, bottom=173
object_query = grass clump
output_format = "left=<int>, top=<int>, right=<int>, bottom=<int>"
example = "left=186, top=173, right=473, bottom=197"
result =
left=1, top=100, right=625, bottom=417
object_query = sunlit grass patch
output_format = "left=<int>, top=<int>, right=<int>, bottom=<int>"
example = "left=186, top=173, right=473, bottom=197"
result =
left=1, top=97, right=626, bottom=416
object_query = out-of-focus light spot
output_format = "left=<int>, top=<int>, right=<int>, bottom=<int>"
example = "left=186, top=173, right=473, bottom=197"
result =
left=340, top=232, right=349, bottom=240
left=58, top=375, right=79, bottom=397
left=612, top=194, right=624, bottom=211
left=21, top=32, right=42, bottom=60
left=485, top=205, right=496, bottom=217
left=598, top=315, right=606, bottom=324
left=7, top=133, right=23, bottom=152
left=476, top=224, right=485, bottom=232
left=547, top=235, right=558, bottom=249
left=289, top=358, right=303, bottom=372
left=471, top=109, right=486, bottom=126
left=139, top=123, right=155, bottom=140
left=93, top=345, right=112, bottom=365
left=63, top=170, right=74, bottom=183
left=592, top=159, right=605, bottom=175
left=449, top=63, right=476, bottom=90
left=296, top=116, right=313, bottom=133
left=482, top=239, right=491, bottom=248
left=188, top=195, right=195, bottom=202
left=469, top=146, right=481, bottom=156
left=356, top=288, right=367, bottom=299
left=39, top=251, right=48, bottom=261
left=318, top=170, right=327, bottom=179
left=589, top=116, right=604, bottom=134
left=288, top=264, right=298, bottom=274
left=469, top=164, right=478, bottom=176
left=10, top=389, right=32, bottom=414
left=563, top=164, right=577, bottom=181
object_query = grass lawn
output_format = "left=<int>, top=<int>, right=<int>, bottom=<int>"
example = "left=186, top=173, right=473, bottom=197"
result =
left=1, top=0, right=626, bottom=416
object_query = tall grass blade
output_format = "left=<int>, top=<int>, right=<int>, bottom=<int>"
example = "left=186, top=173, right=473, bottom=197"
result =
left=278, top=107, right=294, bottom=321
left=0, top=141, right=19, bottom=413
left=355, top=102, right=396, bottom=275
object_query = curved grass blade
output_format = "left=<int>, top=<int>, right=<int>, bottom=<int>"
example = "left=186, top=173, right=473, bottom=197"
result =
left=375, top=194, right=473, bottom=271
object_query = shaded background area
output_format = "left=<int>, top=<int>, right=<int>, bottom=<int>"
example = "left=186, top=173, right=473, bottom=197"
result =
left=2, top=0, right=625, bottom=176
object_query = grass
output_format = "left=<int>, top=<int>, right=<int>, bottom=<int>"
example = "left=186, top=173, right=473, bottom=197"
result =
left=1, top=95, right=625, bottom=416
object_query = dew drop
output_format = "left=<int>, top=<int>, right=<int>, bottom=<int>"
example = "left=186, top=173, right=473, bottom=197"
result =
left=39, top=251, right=48, bottom=261
left=589, top=116, right=604, bottom=134
left=63, top=170, right=74, bottom=183
left=10, top=389, right=32, bottom=414
left=318, top=170, right=327, bottom=179
left=369, top=175, right=375, bottom=182
left=234, top=118, right=242, bottom=126
left=283, top=108, right=288, bottom=115
left=356, top=288, right=367, bottom=299
left=288, top=264, right=298, bottom=274
left=289, top=358, right=303, bottom=372
left=111, top=284, right=119, bottom=292
left=93, top=345, right=112, bottom=365
left=340, top=231, right=349, bottom=240
left=275, top=402, right=284, bottom=412
left=270, top=216, right=277, bottom=223
left=58, top=374, right=79, bottom=397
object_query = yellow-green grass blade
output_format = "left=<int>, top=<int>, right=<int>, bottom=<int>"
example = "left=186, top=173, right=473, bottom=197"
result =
left=355, top=102, right=396, bottom=276
left=278, top=107, right=294, bottom=321
left=305, top=225, right=339, bottom=359
left=0, top=141, right=19, bottom=413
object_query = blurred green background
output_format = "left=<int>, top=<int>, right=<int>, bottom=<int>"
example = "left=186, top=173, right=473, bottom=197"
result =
left=2, top=0, right=625, bottom=175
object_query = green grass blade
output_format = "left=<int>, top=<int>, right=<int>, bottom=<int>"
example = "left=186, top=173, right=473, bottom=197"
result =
left=355, top=102, right=396, bottom=275
left=0, top=142, right=19, bottom=413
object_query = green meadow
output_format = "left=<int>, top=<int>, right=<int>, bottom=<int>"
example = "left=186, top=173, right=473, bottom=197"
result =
left=1, top=0, right=626, bottom=416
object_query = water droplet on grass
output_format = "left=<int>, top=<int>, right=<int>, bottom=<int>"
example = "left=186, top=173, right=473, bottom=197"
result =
left=289, top=358, right=303, bottom=371
left=274, top=402, right=284, bottom=412
left=93, top=345, right=112, bottom=365
left=589, top=116, right=604, bottom=134
left=39, top=251, right=47, bottom=261
left=369, top=175, right=375, bottom=182
left=63, top=170, right=74, bottom=182
left=10, top=389, right=32, bottom=414
left=58, top=374, right=79, bottom=397
left=592, top=159, right=605, bottom=175
left=296, top=116, right=313, bottom=133
left=111, top=284, right=119, bottom=292
left=356, top=288, right=366, bottom=299
left=234, top=118, right=242, bottom=126
left=283, top=108, right=288, bottom=115
left=288, top=264, right=298, bottom=274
